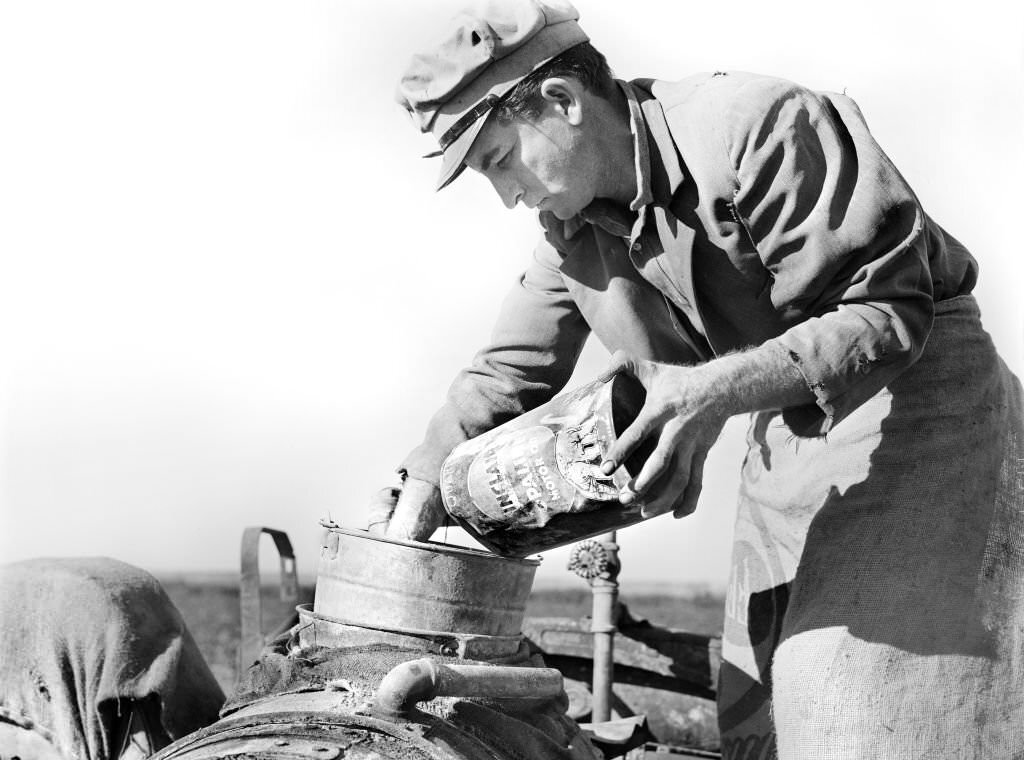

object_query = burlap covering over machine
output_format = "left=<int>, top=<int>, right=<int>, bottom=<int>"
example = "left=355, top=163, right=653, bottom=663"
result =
left=0, top=558, right=225, bottom=760
left=718, top=294, right=1024, bottom=758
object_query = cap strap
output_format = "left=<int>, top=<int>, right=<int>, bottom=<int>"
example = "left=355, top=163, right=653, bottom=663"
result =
left=438, top=94, right=501, bottom=152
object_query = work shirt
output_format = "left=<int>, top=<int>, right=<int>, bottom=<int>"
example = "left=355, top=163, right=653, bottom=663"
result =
left=402, top=71, right=978, bottom=484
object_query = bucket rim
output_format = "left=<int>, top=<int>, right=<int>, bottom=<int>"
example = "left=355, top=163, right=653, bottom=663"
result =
left=296, top=603, right=526, bottom=645
left=324, top=526, right=542, bottom=567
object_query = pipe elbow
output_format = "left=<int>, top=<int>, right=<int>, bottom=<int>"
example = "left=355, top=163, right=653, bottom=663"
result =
left=372, top=658, right=440, bottom=718
left=371, top=659, right=566, bottom=718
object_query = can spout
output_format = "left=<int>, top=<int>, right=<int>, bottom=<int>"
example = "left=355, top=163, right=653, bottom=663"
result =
left=370, top=658, right=565, bottom=718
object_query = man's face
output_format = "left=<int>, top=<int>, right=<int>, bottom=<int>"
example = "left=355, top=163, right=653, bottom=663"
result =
left=463, top=96, right=599, bottom=220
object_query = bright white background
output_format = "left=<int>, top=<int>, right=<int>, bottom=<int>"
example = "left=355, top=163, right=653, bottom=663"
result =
left=2, top=1, right=1022, bottom=590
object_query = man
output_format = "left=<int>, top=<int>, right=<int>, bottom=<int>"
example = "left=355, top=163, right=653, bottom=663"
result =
left=376, top=1, right=1024, bottom=757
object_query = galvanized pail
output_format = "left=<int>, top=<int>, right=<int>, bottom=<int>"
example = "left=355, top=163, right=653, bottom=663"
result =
left=314, top=528, right=539, bottom=639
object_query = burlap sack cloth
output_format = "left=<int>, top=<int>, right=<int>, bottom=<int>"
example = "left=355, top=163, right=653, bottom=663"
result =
left=718, top=294, right=1024, bottom=759
left=0, top=558, right=224, bottom=760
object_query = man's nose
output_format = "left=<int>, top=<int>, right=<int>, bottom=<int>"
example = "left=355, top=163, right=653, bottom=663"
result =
left=490, top=177, right=521, bottom=210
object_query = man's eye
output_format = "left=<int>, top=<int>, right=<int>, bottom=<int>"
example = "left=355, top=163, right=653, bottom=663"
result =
left=496, top=151, right=511, bottom=168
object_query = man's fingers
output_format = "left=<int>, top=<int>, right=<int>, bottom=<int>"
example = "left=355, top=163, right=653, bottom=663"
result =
left=638, top=452, right=690, bottom=518
left=597, top=349, right=637, bottom=384
left=673, top=450, right=707, bottom=519
left=618, top=423, right=684, bottom=496
left=601, top=408, right=658, bottom=476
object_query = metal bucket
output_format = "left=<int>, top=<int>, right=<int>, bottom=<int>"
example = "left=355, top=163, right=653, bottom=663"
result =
left=314, top=528, right=539, bottom=640
left=440, top=374, right=656, bottom=557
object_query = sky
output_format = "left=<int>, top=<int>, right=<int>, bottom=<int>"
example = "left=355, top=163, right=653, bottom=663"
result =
left=2, top=0, right=1022, bottom=591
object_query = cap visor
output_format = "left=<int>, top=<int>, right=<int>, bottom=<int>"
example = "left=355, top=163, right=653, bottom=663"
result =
left=435, top=113, right=490, bottom=191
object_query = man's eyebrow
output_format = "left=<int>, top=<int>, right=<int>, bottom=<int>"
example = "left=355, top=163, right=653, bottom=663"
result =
left=479, top=146, right=502, bottom=172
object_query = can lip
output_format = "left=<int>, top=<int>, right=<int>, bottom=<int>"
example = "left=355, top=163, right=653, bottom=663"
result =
left=325, top=526, right=542, bottom=567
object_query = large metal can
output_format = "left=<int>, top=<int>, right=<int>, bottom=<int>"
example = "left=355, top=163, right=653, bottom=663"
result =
left=440, top=375, right=655, bottom=556
left=314, top=528, right=539, bottom=642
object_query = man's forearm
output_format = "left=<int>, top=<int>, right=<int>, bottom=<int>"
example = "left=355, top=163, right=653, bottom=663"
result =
left=689, top=341, right=816, bottom=419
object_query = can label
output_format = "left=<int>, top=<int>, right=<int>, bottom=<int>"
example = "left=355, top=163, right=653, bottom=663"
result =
left=466, top=426, right=567, bottom=523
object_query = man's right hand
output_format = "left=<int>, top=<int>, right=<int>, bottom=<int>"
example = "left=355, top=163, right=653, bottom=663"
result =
left=366, top=476, right=446, bottom=542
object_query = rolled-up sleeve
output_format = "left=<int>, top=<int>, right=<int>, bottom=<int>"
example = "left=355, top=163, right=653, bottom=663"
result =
left=728, top=79, right=935, bottom=434
left=400, top=234, right=591, bottom=484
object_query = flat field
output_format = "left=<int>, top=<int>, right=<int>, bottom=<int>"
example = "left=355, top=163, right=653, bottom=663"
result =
left=160, top=575, right=725, bottom=693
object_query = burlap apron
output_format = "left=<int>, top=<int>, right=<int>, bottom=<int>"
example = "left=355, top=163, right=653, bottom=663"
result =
left=718, top=294, right=1024, bottom=759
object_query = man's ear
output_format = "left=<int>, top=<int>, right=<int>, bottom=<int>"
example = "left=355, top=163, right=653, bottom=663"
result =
left=539, top=77, right=583, bottom=126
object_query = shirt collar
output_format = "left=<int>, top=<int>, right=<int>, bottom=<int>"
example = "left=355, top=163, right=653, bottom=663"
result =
left=622, top=79, right=654, bottom=212
left=632, top=79, right=686, bottom=205
left=569, top=79, right=676, bottom=240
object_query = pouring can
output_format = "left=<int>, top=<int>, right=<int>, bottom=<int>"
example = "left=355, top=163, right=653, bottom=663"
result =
left=440, top=374, right=656, bottom=557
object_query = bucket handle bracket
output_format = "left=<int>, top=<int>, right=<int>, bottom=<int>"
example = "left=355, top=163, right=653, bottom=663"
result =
left=239, top=526, right=298, bottom=682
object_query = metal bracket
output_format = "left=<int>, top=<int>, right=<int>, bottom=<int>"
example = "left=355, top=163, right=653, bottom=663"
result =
left=239, top=526, right=298, bottom=681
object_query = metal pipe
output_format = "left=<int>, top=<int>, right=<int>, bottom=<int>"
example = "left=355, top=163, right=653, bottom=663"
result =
left=590, top=531, right=619, bottom=723
left=371, top=658, right=565, bottom=718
